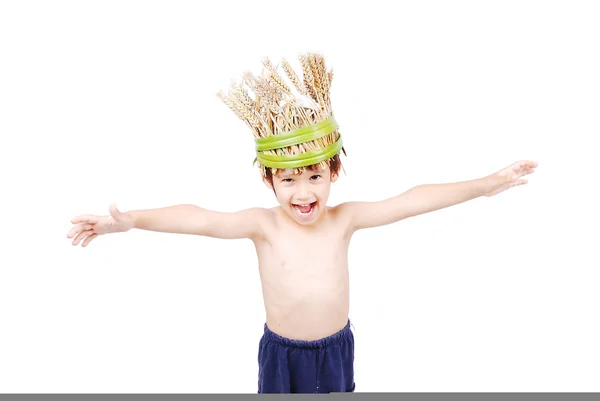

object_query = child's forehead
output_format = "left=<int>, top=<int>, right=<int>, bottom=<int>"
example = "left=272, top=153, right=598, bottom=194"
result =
left=275, top=166, right=328, bottom=177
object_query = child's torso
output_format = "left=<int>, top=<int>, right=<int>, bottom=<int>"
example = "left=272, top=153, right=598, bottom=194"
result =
left=254, top=206, right=351, bottom=341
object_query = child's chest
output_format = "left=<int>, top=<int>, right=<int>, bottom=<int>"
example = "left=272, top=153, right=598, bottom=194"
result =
left=266, top=231, right=349, bottom=273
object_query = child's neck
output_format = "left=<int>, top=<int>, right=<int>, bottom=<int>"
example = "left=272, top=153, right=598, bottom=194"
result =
left=277, top=205, right=330, bottom=232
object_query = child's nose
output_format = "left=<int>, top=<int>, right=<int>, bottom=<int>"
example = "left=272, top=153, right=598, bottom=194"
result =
left=296, top=183, right=311, bottom=199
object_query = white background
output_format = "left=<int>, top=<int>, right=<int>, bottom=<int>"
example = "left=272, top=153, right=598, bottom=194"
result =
left=1, top=0, right=599, bottom=393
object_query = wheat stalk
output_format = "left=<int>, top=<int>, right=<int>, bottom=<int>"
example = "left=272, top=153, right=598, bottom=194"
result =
left=282, top=58, right=307, bottom=96
left=218, top=90, right=261, bottom=139
left=309, top=54, right=324, bottom=104
left=229, top=80, right=273, bottom=133
left=262, top=58, right=293, bottom=95
left=298, top=54, right=320, bottom=108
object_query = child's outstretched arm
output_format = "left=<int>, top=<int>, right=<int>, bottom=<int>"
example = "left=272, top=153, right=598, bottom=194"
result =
left=342, top=160, right=537, bottom=232
left=67, top=204, right=267, bottom=247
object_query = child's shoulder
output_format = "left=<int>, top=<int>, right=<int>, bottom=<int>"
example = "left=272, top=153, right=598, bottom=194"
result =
left=326, top=201, right=369, bottom=233
left=241, top=206, right=278, bottom=221
left=328, top=201, right=358, bottom=219
left=245, top=206, right=281, bottom=227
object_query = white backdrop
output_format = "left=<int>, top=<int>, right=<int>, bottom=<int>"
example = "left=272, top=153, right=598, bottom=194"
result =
left=1, top=0, right=599, bottom=393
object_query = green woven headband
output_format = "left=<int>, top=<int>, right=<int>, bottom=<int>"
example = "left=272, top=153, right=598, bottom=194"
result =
left=254, top=116, right=342, bottom=169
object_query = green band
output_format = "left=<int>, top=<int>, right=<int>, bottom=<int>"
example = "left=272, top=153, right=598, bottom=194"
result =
left=255, top=116, right=338, bottom=151
left=256, top=137, right=343, bottom=169
left=253, top=115, right=343, bottom=169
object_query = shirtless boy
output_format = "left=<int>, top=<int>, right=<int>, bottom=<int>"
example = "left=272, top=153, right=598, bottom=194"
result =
left=66, top=53, right=537, bottom=393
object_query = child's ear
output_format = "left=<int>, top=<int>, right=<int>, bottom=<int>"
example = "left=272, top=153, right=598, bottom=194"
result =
left=330, top=172, right=339, bottom=183
left=263, top=176, right=274, bottom=190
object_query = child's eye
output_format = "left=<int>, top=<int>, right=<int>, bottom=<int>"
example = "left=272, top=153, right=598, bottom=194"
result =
left=282, top=178, right=293, bottom=183
left=311, top=175, right=321, bottom=180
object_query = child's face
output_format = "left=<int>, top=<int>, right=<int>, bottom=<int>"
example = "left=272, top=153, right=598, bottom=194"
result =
left=264, top=165, right=338, bottom=226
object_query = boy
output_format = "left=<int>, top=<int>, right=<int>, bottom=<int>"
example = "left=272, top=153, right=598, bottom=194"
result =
left=66, top=53, right=537, bottom=393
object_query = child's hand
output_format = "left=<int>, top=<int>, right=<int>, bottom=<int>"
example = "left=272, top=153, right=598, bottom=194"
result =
left=483, top=160, right=538, bottom=197
left=67, top=204, right=133, bottom=247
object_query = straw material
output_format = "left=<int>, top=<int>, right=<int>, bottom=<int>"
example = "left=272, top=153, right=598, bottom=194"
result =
left=217, top=52, right=344, bottom=177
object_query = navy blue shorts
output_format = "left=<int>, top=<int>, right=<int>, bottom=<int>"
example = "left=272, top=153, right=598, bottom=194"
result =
left=257, top=320, right=355, bottom=394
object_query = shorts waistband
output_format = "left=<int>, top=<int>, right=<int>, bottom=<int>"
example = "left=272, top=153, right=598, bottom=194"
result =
left=262, top=320, right=352, bottom=349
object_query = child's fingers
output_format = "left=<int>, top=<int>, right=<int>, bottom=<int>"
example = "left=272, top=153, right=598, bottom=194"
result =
left=71, top=230, right=86, bottom=245
left=67, top=223, right=94, bottom=238
left=514, top=167, right=535, bottom=179
left=518, top=160, right=537, bottom=169
left=109, top=204, right=121, bottom=217
left=71, top=215, right=99, bottom=224
left=81, top=233, right=98, bottom=247
left=520, top=168, right=535, bottom=177
left=71, top=228, right=93, bottom=245
left=510, top=179, right=528, bottom=189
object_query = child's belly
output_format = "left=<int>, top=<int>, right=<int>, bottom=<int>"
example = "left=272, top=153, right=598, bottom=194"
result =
left=259, top=261, right=350, bottom=341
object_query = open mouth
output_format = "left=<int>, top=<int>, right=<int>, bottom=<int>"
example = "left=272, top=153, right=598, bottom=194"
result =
left=292, top=201, right=317, bottom=217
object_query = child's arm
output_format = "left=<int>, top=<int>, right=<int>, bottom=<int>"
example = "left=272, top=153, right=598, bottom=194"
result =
left=128, top=204, right=267, bottom=239
left=67, top=203, right=268, bottom=247
left=342, top=160, right=537, bottom=232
